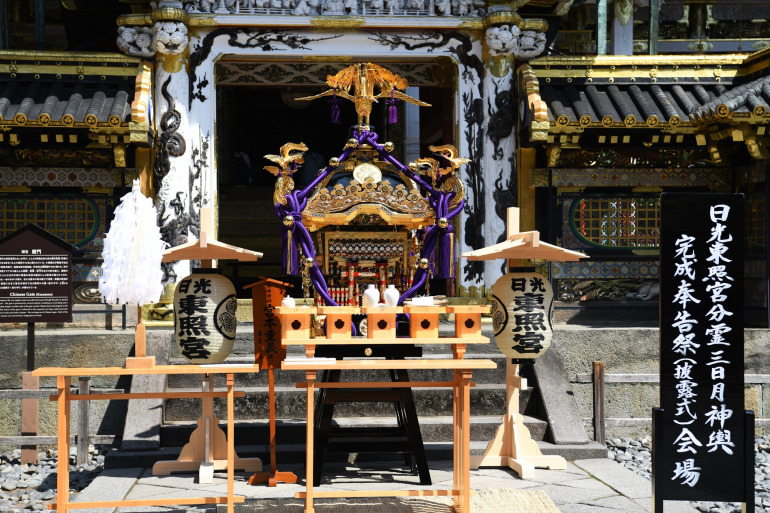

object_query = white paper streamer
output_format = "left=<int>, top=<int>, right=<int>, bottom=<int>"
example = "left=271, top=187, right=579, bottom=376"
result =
left=98, top=179, right=166, bottom=305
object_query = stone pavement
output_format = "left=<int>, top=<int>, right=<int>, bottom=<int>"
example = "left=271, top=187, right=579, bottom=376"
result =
left=70, top=458, right=701, bottom=513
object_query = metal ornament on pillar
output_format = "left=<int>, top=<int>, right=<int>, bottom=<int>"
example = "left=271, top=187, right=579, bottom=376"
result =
left=489, top=271, right=553, bottom=359
left=173, top=270, right=238, bottom=364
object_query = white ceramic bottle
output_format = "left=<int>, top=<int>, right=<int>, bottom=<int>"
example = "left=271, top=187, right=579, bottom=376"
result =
left=383, top=284, right=399, bottom=307
left=281, top=295, right=296, bottom=307
left=363, top=284, right=380, bottom=308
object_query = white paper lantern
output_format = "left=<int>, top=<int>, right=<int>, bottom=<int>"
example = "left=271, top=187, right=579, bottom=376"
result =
left=174, top=270, right=237, bottom=364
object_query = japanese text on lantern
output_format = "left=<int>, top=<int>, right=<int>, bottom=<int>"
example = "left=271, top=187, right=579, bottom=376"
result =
left=177, top=276, right=212, bottom=360
left=509, top=275, right=548, bottom=354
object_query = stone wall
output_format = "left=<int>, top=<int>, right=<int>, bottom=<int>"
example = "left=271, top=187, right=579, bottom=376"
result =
left=556, top=326, right=770, bottom=438
left=0, top=329, right=136, bottom=449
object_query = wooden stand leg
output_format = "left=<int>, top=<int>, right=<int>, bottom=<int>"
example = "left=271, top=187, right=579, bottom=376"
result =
left=153, top=374, right=262, bottom=477
left=302, top=371, right=317, bottom=513
left=21, top=372, right=39, bottom=464
left=453, top=370, right=473, bottom=513
left=56, top=376, right=71, bottom=513
left=227, top=374, right=235, bottom=513
left=471, top=362, right=566, bottom=478
left=125, top=323, right=156, bottom=369
left=248, top=368, right=298, bottom=487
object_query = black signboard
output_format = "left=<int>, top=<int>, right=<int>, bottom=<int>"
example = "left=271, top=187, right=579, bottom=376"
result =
left=0, top=224, right=73, bottom=323
left=653, top=193, right=753, bottom=511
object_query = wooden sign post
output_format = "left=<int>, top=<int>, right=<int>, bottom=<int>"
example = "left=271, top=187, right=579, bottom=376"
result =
left=463, top=208, right=585, bottom=478
left=0, top=224, right=73, bottom=464
left=654, top=193, right=753, bottom=512
left=245, top=278, right=298, bottom=486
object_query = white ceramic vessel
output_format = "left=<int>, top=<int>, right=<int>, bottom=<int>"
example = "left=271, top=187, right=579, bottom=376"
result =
left=363, top=284, right=380, bottom=308
left=383, top=284, right=399, bottom=307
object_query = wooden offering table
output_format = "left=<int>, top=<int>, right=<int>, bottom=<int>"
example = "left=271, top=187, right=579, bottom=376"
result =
left=277, top=305, right=496, bottom=513
left=31, top=364, right=261, bottom=513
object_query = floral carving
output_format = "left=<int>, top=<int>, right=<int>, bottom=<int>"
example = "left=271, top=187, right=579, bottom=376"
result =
left=306, top=179, right=432, bottom=217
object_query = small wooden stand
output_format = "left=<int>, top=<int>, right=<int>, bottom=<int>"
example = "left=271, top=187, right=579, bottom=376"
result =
left=317, top=306, right=357, bottom=339
left=403, top=305, right=441, bottom=338
left=361, top=306, right=402, bottom=338
left=275, top=306, right=317, bottom=340
left=464, top=207, right=585, bottom=478
left=446, top=305, right=487, bottom=339
left=152, top=207, right=264, bottom=479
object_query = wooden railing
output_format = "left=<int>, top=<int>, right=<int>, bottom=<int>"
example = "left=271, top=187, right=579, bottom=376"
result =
left=577, top=361, right=770, bottom=442
left=0, top=381, right=120, bottom=463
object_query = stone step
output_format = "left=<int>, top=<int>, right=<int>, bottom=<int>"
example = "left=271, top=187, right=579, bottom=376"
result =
left=106, top=439, right=605, bottom=470
left=162, top=384, right=511, bottom=420
left=157, top=415, right=546, bottom=447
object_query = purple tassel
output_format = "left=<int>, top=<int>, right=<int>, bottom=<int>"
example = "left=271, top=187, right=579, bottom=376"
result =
left=436, top=227, right=455, bottom=278
left=329, top=91, right=342, bottom=124
left=386, top=89, right=398, bottom=124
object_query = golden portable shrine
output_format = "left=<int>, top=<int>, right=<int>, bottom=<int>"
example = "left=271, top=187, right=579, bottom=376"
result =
left=264, top=63, right=467, bottom=316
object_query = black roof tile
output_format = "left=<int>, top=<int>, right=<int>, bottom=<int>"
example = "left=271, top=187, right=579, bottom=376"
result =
left=536, top=73, right=770, bottom=127
left=0, top=76, right=134, bottom=127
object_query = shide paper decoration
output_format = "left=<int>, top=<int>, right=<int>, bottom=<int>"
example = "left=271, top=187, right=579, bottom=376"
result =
left=99, top=179, right=165, bottom=305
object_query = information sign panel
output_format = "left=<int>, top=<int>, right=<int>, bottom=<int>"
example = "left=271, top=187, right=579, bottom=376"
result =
left=655, top=193, right=748, bottom=505
left=0, top=225, right=73, bottom=323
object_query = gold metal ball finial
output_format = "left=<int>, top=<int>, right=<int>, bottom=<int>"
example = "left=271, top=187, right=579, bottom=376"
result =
left=329, top=157, right=340, bottom=167
left=283, top=215, right=295, bottom=227
left=438, top=217, right=448, bottom=228
left=348, top=138, right=358, bottom=147
left=304, top=257, right=315, bottom=269
left=384, top=142, right=395, bottom=152
left=418, top=258, right=429, bottom=269
left=409, top=162, right=418, bottom=173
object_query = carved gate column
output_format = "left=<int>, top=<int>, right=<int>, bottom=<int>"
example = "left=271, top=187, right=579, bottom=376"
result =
left=143, top=6, right=195, bottom=285
left=481, top=12, right=548, bottom=288
left=481, top=12, right=518, bottom=288
left=152, top=5, right=193, bottom=283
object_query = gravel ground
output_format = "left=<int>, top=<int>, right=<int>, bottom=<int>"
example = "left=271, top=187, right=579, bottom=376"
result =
left=0, top=446, right=105, bottom=513
left=607, top=436, right=767, bottom=513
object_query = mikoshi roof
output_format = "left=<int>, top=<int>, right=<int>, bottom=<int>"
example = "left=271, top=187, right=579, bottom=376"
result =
left=519, top=48, right=770, bottom=156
